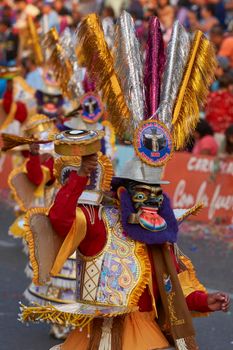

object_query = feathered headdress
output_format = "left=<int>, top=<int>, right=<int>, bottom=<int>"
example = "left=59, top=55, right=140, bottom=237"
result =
left=77, top=13, right=216, bottom=172
left=42, top=28, right=84, bottom=99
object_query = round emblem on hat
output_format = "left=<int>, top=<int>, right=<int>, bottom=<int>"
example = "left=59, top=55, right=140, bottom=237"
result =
left=80, top=93, right=103, bottom=124
left=134, top=120, right=173, bottom=167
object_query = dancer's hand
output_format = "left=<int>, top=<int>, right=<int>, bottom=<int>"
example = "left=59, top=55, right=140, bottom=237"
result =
left=78, top=153, right=98, bottom=177
left=29, top=143, right=40, bottom=155
left=207, top=292, right=230, bottom=312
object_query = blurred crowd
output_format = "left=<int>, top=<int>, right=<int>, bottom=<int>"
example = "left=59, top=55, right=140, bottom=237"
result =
left=0, top=0, right=233, bottom=157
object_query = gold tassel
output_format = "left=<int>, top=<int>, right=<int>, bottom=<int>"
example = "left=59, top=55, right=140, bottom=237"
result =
left=77, top=14, right=131, bottom=138
left=1, top=133, right=52, bottom=151
left=172, top=31, right=217, bottom=149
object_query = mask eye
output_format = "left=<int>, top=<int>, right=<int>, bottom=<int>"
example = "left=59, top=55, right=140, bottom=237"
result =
left=157, top=194, right=164, bottom=205
left=132, top=192, right=147, bottom=202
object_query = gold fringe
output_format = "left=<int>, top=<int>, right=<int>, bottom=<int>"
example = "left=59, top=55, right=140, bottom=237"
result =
left=20, top=302, right=134, bottom=328
left=54, top=156, right=81, bottom=184
left=20, top=303, right=96, bottom=328
left=8, top=161, right=28, bottom=212
left=97, top=152, right=114, bottom=192
left=24, top=207, right=49, bottom=285
left=129, top=242, right=151, bottom=306
left=77, top=14, right=131, bottom=139
left=172, top=31, right=217, bottom=149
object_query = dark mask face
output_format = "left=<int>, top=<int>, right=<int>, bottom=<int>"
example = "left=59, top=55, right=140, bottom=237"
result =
left=128, top=182, right=164, bottom=210
left=127, top=181, right=167, bottom=232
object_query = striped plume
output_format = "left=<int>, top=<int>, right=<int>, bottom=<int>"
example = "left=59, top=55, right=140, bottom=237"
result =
left=158, top=21, right=191, bottom=128
left=113, top=10, right=145, bottom=131
left=144, top=17, right=165, bottom=119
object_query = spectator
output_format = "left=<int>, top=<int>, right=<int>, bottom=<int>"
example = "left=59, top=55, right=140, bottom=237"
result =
left=192, top=119, right=219, bottom=156
left=205, top=73, right=233, bottom=133
left=40, top=0, right=60, bottom=34
left=210, top=25, right=233, bottom=67
left=158, top=0, right=175, bottom=44
left=53, top=0, right=72, bottom=33
left=0, top=18, right=19, bottom=66
left=14, top=0, right=40, bottom=30
left=177, top=0, right=190, bottom=28
left=209, top=0, right=226, bottom=27
left=198, top=4, right=219, bottom=34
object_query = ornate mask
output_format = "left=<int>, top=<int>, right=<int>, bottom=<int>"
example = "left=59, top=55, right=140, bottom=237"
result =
left=128, top=183, right=167, bottom=232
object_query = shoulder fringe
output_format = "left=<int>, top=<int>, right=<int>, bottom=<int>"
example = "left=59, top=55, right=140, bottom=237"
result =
left=128, top=242, right=151, bottom=307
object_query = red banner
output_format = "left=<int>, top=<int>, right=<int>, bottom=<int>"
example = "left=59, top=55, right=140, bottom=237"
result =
left=163, top=152, right=233, bottom=224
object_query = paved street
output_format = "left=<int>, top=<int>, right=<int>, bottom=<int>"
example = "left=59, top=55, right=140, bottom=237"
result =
left=0, top=201, right=232, bottom=350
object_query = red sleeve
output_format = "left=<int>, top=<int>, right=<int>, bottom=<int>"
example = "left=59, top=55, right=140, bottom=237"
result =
left=186, top=291, right=210, bottom=312
left=2, top=89, right=13, bottom=114
left=42, top=157, right=55, bottom=184
left=26, top=154, right=44, bottom=186
left=14, top=101, right=28, bottom=123
left=49, top=171, right=88, bottom=237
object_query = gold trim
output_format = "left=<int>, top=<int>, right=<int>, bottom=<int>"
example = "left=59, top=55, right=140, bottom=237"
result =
left=128, top=243, right=151, bottom=306
left=54, top=156, right=81, bottom=184
left=20, top=303, right=96, bottom=328
left=76, top=208, right=111, bottom=262
left=133, top=119, right=174, bottom=167
left=24, top=207, right=49, bottom=285
left=8, top=161, right=51, bottom=212
left=97, top=152, right=114, bottom=192
left=20, top=302, right=137, bottom=327
left=54, top=131, right=104, bottom=156
left=8, top=161, right=28, bottom=212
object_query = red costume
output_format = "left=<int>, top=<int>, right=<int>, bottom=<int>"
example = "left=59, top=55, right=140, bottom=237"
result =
left=26, top=154, right=55, bottom=186
left=49, top=171, right=210, bottom=313
left=3, top=88, right=27, bottom=124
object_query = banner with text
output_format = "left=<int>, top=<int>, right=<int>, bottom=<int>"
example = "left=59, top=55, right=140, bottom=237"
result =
left=163, top=152, right=233, bottom=224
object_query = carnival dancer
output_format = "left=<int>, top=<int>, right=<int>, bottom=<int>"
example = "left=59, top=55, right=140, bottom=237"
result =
left=2, top=115, right=78, bottom=339
left=42, top=27, right=116, bottom=160
left=20, top=13, right=230, bottom=350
